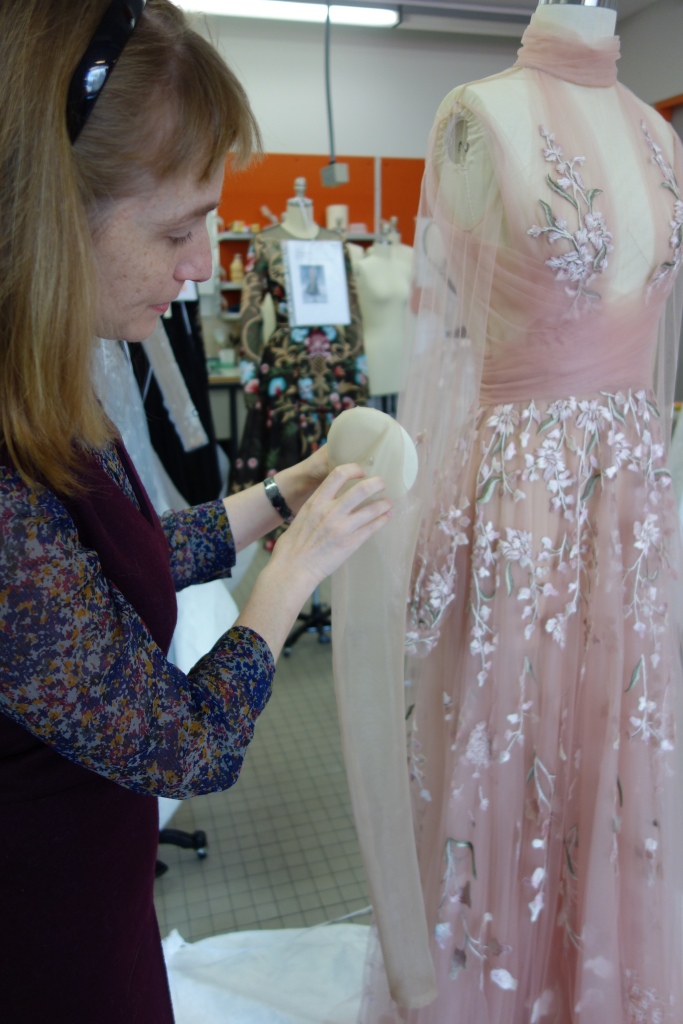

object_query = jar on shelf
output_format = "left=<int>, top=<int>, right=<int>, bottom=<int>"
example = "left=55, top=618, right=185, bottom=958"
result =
left=229, top=252, right=245, bottom=283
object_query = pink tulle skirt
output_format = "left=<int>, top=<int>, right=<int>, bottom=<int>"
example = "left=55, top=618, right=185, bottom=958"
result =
left=359, top=388, right=683, bottom=1024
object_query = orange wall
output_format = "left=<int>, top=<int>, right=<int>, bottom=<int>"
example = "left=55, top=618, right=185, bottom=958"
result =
left=218, top=153, right=424, bottom=254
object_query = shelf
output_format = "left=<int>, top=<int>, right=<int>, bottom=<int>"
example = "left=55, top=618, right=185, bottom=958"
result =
left=221, top=311, right=241, bottom=322
left=220, top=282, right=244, bottom=291
left=219, top=229, right=377, bottom=243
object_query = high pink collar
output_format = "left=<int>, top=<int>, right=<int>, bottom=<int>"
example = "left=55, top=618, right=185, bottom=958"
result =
left=515, top=23, right=620, bottom=87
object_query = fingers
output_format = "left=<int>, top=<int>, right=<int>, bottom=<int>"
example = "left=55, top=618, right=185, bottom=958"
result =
left=335, top=503, right=394, bottom=562
left=312, top=461, right=366, bottom=501
left=345, top=496, right=393, bottom=532
left=308, top=462, right=387, bottom=510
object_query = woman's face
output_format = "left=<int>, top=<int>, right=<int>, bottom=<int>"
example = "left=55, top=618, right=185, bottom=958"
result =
left=92, top=165, right=224, bottom=342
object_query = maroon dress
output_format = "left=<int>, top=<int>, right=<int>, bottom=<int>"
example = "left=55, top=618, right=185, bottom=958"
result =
left=0, top=442, right=273, bottom=1022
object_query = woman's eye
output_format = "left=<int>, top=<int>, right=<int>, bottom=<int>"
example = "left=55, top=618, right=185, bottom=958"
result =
left=171, top=231, right=193, bottom=247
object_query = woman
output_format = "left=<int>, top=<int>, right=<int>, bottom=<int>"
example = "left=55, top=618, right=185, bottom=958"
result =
left=0, top=2, right=391, bottom=1021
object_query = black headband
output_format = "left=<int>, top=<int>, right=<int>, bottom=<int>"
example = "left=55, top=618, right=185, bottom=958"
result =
left=66, top=0, right=147, bottom=143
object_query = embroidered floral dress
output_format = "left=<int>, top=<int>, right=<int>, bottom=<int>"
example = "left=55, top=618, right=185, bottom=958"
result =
left=358, top=23, right=683, bottom=1024
left=231, top=227, right=368, bottom=499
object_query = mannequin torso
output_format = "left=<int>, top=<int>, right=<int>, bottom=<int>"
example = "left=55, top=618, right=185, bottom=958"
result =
left=355, top=243, right=413, bottom=396
left=434, top=5, right=676, bottom=296
left=280, top=198, right=320, bottom=240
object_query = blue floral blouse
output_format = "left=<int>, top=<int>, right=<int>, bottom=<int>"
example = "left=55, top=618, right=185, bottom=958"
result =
left=0, top=445, right=274, bottom=799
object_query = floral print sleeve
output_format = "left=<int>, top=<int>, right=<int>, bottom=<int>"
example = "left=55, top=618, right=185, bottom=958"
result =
left=162, top=501, right=237, bottom=591
left=0, top=468, right=275, bottom=798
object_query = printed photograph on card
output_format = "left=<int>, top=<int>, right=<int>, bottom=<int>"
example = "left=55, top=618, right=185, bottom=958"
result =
left=300, top=265, right=327, bottom=304
left=282, top=239, right=351, bottom=327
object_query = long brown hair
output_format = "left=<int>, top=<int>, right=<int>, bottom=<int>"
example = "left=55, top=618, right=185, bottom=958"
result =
left=0, top=0, right=260, bottom=494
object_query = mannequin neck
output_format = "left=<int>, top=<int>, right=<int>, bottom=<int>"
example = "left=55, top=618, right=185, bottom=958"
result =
left=369, top=241, right=394, bottom=259
left=281, top=199, right=319, bottom=240
left=532, top=4, right=617, bottom=41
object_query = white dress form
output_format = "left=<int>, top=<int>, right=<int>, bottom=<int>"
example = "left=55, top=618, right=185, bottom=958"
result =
left=355, top=241, right=413, bottom=397
left=280, top=177, right=319, bottom=240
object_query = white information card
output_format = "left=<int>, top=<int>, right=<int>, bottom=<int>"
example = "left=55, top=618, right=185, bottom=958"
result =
left=282, top=239, right=351, bottom=328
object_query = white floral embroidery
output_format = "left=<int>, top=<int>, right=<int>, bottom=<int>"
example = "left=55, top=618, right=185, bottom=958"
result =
left=642, top=120, right=683, bottom=291
left=465, top=721, right=492, bottom=770
left=490, top=968, right=518, bottom=992
left=468, top=389, right=671, bottom=689
left=528, top=126, right=614, bottom=308
left=625, top=969, right=670, bottom=1024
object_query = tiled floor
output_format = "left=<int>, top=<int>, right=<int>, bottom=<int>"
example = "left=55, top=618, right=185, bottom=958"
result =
left=154, top=553, right=371, bottom=944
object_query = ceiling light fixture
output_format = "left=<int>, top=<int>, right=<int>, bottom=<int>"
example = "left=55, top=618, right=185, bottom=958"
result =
left=177, top=1, right=400, bottom=27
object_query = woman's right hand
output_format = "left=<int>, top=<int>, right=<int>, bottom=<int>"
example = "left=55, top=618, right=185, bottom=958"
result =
left=270, top=463, right=392, bottom=597
left=234, top=464, right=392, bottom=660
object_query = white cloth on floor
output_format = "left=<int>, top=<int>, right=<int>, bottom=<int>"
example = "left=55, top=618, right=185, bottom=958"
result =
left=162, top=925, right=369, bottom=1024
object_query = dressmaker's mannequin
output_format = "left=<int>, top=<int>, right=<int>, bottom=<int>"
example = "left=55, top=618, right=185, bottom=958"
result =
left=348, top=1, right=683, bottom=1019
left=436, top=0, right=672, bottom=296
left=355, top=235, right=413, bottom=397
left=232, top=184, right=367, bottom=497
left=280, top=177, right=319, bottom=240
left=535, top=0, right=616, bottom=39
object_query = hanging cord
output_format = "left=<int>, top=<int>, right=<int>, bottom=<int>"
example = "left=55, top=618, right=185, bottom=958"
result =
left=295, top=194, right=312, bottom=231
left=325, top=6, right=336, bottom=165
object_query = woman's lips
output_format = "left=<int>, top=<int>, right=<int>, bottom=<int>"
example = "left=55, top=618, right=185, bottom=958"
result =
left=151, top=302, right=171, bottom=314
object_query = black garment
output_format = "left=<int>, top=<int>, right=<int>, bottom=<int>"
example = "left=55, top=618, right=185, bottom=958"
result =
left=131, top=301, right=221, bottom=506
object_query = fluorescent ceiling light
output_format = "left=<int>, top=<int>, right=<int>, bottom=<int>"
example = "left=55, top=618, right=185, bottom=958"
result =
left=177, top=1, right=400, bottom=27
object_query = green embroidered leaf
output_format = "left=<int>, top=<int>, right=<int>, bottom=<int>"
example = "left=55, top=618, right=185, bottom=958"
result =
left=586, top=431, right=598, bottom=455
left=626, top=656, right=643, bottom=694
left=581, top=473, right=601, bottom=502
left=533, top=755, right=555, bottom=810
left=564, top=840, right=578, bottom=880
left=490, top=433, right=504, bottom=456
left=646, top=400, right=661, bottom=418
left=609, top=400, right=626, bottom=425
left=583, top=288, right=602, bottom=301
left=593, top=245, right=608, bottom=271
left=546, top=174, right=579, bottom=209
left=405, top=704, right=415, bottom=722
left=586, top=187, right=603, bottom=209
left=539, top=200, right=557, bottom=228
left=617, top=776, right=623, bottom=808
left=538, top=415, right=557, bottom=435
left=505, top=561, right=514, bottom=598
left=477, top=475, right=501, bottom=504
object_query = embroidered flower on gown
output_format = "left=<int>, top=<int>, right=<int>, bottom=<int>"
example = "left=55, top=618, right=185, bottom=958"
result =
left=527, top=126, right=613, bottom=308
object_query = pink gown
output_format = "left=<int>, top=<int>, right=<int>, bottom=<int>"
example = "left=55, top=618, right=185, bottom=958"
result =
left=356, top=24, right=683, bottom=1024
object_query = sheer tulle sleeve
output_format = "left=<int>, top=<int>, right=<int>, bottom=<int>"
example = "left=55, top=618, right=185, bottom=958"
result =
left=401, top=93, right=504, bottom=657
left=653, top=125, right=683, bottom=454
left=328, top=92, right=505, bottom=1011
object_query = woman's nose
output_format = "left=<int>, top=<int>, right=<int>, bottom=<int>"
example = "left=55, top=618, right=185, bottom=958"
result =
left=176, top=225, right=214, bottom=284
